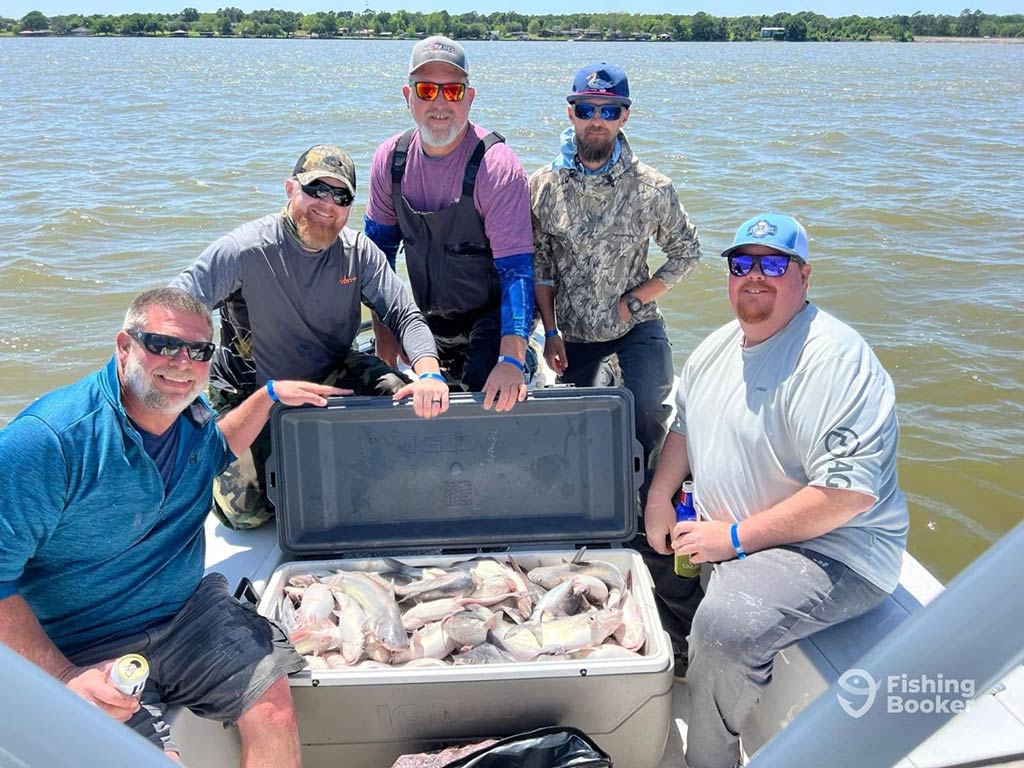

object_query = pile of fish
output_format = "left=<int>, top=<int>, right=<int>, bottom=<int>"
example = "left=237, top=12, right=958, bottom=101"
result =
left=273, top=550, right=647, bottom=670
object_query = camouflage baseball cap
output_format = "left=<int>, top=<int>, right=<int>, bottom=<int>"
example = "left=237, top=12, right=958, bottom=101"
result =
left=292, top=145, right=356, bottom=193
left=409, top=35, right=468, bottom=76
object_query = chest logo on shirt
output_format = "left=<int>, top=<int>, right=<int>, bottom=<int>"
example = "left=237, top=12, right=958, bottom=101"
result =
left=339, top=276, right=357, bottom=286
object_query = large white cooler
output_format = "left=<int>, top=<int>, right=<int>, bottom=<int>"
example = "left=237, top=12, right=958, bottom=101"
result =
left=259, top=389, right=675, bottom=768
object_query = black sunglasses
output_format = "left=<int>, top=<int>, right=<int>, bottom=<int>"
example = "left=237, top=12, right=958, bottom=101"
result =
left=128, top=329, right=216, bottom=362
left=727, top=253, right=804, bottom=278
left=300, top=180, right=354, bottom=208
left=573, top=103, right=625, bottom=121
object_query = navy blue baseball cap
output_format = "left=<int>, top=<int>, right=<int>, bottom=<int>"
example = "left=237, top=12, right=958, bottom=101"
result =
left=567, top=63, right=631, bottom=107
left=721, top=213, right=809, bottom=261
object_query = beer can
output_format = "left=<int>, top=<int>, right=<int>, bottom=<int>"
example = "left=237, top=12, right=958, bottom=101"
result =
left=110, top=653, right=149, bottom=697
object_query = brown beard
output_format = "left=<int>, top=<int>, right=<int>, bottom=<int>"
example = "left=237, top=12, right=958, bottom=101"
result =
left=576, top=131, right=616, bottom=165
left=291, top=207, right=341, bottom=251
left=735, top=285, right=776, bottom=324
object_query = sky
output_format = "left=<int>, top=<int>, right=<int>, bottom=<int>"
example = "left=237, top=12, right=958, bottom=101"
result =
left=6, top=0, right=1020, bottom=19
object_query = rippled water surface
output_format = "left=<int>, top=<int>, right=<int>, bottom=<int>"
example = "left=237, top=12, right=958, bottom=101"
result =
left=1, top=38, right=1021, bottom=582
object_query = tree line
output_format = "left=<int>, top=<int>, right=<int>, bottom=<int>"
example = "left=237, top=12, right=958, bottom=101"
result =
left=7, top=7, right=1023, bottom=41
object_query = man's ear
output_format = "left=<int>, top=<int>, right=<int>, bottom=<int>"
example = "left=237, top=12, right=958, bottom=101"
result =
left=115, top=329, right=132, bottom=363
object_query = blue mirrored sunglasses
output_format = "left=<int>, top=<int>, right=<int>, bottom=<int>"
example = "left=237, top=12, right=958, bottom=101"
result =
left=727, top=253, right=804, bottom=278
left=572, top=103, right=624, bottom=121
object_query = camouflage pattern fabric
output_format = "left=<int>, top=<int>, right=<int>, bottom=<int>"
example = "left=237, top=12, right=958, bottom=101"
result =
left=210, top=348, right=409, bottom=530
left=529, top=134, right=701, bottom=343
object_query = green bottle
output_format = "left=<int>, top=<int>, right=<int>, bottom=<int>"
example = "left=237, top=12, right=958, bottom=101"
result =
left=674, top=480, right=700, bottom=578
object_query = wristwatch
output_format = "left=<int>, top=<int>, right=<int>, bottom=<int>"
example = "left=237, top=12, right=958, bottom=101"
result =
left=624, top=292, right=643, bottom=316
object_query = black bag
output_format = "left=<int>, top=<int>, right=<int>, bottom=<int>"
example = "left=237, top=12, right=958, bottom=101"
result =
left=443, top=726, right=612, bottom=768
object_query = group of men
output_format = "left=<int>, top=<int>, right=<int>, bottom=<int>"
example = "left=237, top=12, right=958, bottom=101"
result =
left=0, top=35, right=908, bottom=768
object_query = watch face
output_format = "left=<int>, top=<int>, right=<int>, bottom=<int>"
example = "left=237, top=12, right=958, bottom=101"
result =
left=628, top=296, right=642, bottom=313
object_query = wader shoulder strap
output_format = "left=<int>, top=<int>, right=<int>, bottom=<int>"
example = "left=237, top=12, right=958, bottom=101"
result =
left=391, top=129, right=417, bottom=185
left=461, top=131, right=506, bottom=198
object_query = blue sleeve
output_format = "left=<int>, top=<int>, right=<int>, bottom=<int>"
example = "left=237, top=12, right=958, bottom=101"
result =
left=0, top=416, right=68, bottom=585
left=495, top=252, right=535, bottom=339
left=0, top=581, right=18, bottom=600
left=363, top=216, right=402, bottom=271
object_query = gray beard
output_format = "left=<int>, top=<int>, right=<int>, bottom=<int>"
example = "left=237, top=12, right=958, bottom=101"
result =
left=417, top=114, right=467, bottom=149
left=124, top=355, right=203, bottom=415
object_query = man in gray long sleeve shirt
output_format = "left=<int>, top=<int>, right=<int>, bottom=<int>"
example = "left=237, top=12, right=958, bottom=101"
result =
left=172, top=145, right=448, bottom=530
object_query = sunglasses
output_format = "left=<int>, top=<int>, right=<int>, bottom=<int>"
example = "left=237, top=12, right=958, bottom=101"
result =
left=128, top=329, right=216, bottom=362
left=300, top=181, right=354, bottom=208
left=412, top=81, right=467, bottom=102
left=727, top=253, right=804, bottom=278
left=572, top=103, right=625, bottom=121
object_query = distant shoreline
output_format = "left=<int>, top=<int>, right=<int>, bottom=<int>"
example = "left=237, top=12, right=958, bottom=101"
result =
left=6, top=8, right=1022, bottom=44
left=7, top=32, right=1024, bottom=43
left=912, top=35, right=1024, bottom=43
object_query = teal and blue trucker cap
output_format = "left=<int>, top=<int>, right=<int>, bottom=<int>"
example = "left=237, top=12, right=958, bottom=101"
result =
left=721, top=213, right=809, bottom=261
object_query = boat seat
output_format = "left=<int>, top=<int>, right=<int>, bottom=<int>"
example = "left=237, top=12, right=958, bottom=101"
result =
left=743, top=554, right=1024, bottom=766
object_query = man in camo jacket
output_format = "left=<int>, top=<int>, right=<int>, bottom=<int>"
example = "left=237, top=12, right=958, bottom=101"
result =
left=530, top=63, right=701, bottom=484
left=529, top=63, right=702, bottom=678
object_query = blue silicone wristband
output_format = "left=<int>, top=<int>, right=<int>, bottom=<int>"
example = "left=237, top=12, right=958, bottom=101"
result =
left=418, top=372, right=446, bottom=383
left=544, top=328, right=560, bottom=339
left=497, top=355, right=526, bottom=373
left=266, top=379, right=280, bottom=403
left=730, top=523, right=747, bottom=560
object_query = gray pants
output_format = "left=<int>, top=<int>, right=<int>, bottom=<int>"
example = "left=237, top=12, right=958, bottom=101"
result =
left=685, top=546, right=887, bottom=768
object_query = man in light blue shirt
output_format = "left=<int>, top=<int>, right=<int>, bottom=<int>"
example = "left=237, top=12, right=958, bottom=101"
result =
left=645, top=214, right=908, bottom=768
left=0, top=287, right=344, bottom=766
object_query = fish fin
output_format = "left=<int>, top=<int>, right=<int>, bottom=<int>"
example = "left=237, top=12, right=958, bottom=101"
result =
left=382, top=556, right=414, bottom=575
left=571, top=547, right=588, bottom=564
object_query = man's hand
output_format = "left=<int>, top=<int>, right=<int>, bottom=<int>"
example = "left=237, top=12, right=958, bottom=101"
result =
left=644, top=492, right=677, bottom=555
left=271, top=381, right=352, bottom=407
left=672, top=520, right=736, bottom=564
left=617, top=297, right=633, bottom=323
left=482, top=360, right=527, bottom=412
left=61, top=662, right=140, bottom=722
left=543, top=335, right=568, bottom=375
left=394, top=376, right=450, bottom=418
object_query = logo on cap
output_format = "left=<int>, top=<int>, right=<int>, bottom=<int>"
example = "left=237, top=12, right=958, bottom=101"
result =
left=427, top=41, right=456, bottom=54
left=586, top=72, right=614, bottom=91
left=748, top=220, right=778, bottom=239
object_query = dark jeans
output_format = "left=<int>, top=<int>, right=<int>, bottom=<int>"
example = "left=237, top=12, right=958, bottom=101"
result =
left=629, top=528, right=704, bottom=661
left=428, top=308, right=503, bottom=392
left=561, top=319, right=675, bottom=492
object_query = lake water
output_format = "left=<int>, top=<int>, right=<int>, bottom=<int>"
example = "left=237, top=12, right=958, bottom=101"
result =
left=1, top=38, right=1021, bottom=583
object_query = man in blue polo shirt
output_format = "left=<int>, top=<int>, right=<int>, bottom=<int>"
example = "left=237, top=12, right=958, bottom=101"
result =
left=0, top=287, right=345, bottom=766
